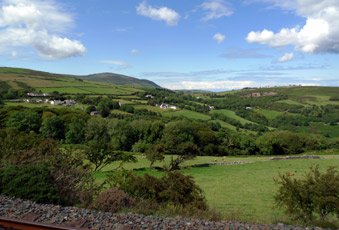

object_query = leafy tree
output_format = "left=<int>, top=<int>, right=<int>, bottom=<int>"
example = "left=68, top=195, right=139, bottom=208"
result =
left=145, top=143, right=165, bottom=166
left=160, top=120, right=199, bottom=170
left=275, top=166, right=339, bottom=223
left=41, top=115, right=65, bottom=140
left=85, top=117, right=135, bottom=171
left=109, top=120, right=138, bottom=151
left=65, top=118, right=87, bottom=144
left=256, top=131, right=305, bottom=155
left=6, top=110, right=41, bottom=133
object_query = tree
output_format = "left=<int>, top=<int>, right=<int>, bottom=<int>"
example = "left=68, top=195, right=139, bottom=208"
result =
left=40, top=115, right=65, bottom=140
left=65, top=118, right=86, bottom=144
left=256, top=131, right=305, bottom=155
left=6, top=110, right=41, bottom=133
left=275, top=166, right=339, bottom=223
left=85, top=117, right=135, bottom=171
left=160, top=120, right=200, bottom=170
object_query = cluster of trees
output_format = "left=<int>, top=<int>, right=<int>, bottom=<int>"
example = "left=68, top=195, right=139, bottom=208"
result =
left=0, top=105, right=334, bottom=172
left=0, top=80, right=33, bottom=99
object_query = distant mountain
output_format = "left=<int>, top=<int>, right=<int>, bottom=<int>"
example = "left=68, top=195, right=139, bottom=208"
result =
left=0, top=67, right=160, bottom=89
left=79, top=73, right=160, bottom=88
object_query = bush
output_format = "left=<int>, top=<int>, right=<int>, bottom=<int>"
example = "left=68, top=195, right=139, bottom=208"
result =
left=275, top=166, right=339, bottom=223
left=0, top=163, right=62, bottom=204
left=109, top=170, right=207, bottom=210
left=94, top=188, right=135, bottom=213
left=256, top=131, right=305, bottom=155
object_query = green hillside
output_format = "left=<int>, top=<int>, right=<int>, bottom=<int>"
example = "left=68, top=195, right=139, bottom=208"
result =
left=0, top=67, right=159, bottom=95
left=79, top=73, right=160, bottom=88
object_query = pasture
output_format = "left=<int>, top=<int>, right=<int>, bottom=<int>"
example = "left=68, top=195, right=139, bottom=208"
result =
left=95, top=153, right=339, bottom=224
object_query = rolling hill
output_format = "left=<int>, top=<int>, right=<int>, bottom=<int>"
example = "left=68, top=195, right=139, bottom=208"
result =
left=0, top=67, right=160, bottom=94
left=79, top=73, right=160, bottom=88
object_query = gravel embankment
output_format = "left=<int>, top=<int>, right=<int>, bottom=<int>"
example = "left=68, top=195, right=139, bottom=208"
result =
left=0, top=196, right=325, bottom=230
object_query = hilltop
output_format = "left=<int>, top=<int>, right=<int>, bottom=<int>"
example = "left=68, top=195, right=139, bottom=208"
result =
left=79, top=72, right=160, bottom=88
left=0, top=67, right=160, bottom=95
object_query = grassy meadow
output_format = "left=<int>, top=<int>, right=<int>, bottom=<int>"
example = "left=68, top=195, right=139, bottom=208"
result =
left=95, top=153, right=339, bottom=224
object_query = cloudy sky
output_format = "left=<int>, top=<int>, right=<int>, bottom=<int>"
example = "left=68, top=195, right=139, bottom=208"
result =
left=0, top=0, right=339, bottom=90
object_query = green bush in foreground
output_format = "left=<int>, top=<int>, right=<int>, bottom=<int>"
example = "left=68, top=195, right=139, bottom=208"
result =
left=109, top=170, right=207, bottom=210
left=0, top=163, right=61, bottom=204
left=275, top=166, right=339, bottom=223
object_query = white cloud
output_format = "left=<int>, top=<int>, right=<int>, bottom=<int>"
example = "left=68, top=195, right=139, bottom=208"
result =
left=0, top=0, right=85, bottom=59
left=246, top=0, right=339, bottom=54
left=131, top=49, right=140, bottom=55
left=213, top=33, right=225, bottom=43
left=166, top=80, right=254, bottom=90
left=278, top=53, right=294, bottom=62
left=136, top=2, right=180, bottom=26
left=100, top=60, right=131, bottom=69
left=201, top=0, right=233, bottom=21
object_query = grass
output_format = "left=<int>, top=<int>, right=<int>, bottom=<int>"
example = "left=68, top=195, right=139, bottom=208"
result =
left=95, top=153, right=339, bottom=224
left=210, top=109, right=255, bottom=125
left=255, top=109, right=283, bottom=120
left=296, top=122, right=339, bottom=138
left=276, top=99, right=306, bottom=106
left=162, top=109, right=211, bottom=121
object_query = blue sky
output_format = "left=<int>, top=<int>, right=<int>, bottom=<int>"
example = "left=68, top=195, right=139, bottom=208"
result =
left=0, top=0, right=339, bottom=90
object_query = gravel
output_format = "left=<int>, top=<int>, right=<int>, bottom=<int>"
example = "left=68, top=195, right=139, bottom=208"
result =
left=0, top=196, right=327, bottom=230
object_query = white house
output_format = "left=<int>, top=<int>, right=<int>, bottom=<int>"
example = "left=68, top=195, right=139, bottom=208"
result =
left=50, top=100, right=64, bottom=105
left=145, top=94, right=155, bottom=99
left=160, top=103, right=177, bottom=110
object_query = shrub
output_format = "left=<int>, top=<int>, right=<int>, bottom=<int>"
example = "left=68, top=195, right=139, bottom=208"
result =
left=275, top=166, right=339, bottom=223
left=94, top=188, right=135, bottom=213
left=256, top=131, right=305, bottom=155
left=0, top=163, right=62, bottom=204
left=109, top=170, right=207, bottom=210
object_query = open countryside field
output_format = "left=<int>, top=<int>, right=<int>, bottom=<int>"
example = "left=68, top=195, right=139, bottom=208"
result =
left=95, top=153, right=339, bottom=224
left=210, top=109, right=255, bottom=125
left=162, top=109, right=211, bottom=121
left=0, top=67, right=144, bottom=96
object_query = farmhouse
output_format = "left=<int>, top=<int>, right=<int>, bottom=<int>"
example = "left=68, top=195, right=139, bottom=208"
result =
left=27, top=92, right=49, bottom=97
left=159, top=103, right=177, bottom=110
left=145, top=94, right=155, bottom=99
left=90, top=111, right=100, bottom=116
left=50, top=100, right=64, bottom=105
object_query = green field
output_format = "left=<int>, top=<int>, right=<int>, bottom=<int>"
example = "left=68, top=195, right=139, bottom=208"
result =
left=210, top=109, right=255, bottom=125
left=255, top=109, right=283, bottom=120
left=95, top=153, right=339, bottom=224
left=297, top=122, right=339, bottom=138
left=162, top=109, right=211, bottom=121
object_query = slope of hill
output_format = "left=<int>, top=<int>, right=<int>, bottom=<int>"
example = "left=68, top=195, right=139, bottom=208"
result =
left=79, top=73, right=160, bottom=88
left=0, top=67, right=159, bottom=95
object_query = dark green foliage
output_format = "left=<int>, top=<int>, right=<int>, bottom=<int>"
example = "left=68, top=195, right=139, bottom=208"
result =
left=236, top=109, right=269, bottom=125
left=65, top=118, right=87, bottom=144
left=85, top=105, right=96, bottom=114
left=40, top=115, right=65, bottom=140
left=6, top=110, right=41, bottom=132
left=85, top=118, right=136, bottom=171
left=275, top=166, right=339, bottom=223
left=0, top=129, right=42, bottom=164
left=256, top=131, right=306, bottom=155
left=120, top=104, right=135, bottom=113
left=97, top=98, right=117, bottom=117
left=110, top=171, right=207, bottom=210
left=271, top=114, right=310, bottom=128
left=0, top=163, right=61, bottom=204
